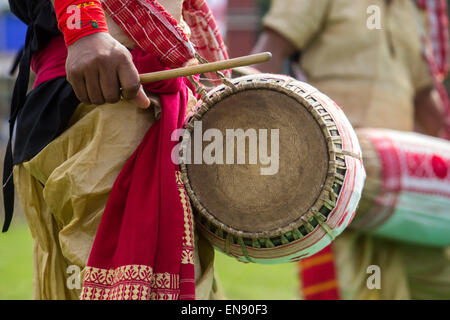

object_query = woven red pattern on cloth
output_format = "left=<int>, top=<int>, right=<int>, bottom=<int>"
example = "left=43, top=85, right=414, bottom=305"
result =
left=183, top=0, right=229, bottom=63
left=102, top=0, right=229, bottom=69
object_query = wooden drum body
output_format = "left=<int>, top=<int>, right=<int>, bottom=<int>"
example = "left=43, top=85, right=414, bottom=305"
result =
left=353, top=129, right=450, bottom=247
left=179, top=74, right=366, bottom=264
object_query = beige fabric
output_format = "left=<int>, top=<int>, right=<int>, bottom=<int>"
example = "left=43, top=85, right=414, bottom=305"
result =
left=263, top=0, right=433, bottom=131
left=14, top=96, right=217, bottom=300
left=264, top=0, right=450, bottom=300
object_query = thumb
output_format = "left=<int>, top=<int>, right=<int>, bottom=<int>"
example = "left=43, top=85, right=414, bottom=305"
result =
left=133, top=86, right=151, bottom=109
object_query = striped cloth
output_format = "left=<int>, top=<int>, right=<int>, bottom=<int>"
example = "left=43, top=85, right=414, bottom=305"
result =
left=299, top=245, right=340, bottom=300
left=416, top=0, right=450, bottom=138
left=417, top=0, right=448, bottom=79
left=102, top=0, right=229, bottom=70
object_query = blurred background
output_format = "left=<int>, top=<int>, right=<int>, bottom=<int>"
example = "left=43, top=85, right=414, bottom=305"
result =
left=0, top=0, right=301, bottom=300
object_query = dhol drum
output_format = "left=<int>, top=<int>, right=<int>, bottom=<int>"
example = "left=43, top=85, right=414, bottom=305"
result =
left=352, top=129, right=450, bottom=247
left=178, top=74, right=366, bottom=264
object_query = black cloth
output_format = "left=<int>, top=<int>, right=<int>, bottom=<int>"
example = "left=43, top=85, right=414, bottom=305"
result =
left=3, top=0, right=79, bottom=231
left=13, top=78, right=79, bottom=166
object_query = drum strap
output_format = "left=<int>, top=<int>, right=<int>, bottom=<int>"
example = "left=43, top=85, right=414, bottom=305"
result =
left=299, top=244, right=340, bottom=300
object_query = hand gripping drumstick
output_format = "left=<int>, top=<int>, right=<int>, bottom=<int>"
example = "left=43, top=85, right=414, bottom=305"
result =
left=139, top=52, right=272, bottom=84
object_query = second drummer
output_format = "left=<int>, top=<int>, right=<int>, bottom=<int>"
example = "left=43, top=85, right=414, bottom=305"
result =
left=253, top=0, right=450, bottom=300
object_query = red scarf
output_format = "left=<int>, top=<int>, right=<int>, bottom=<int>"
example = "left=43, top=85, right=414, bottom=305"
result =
left=81, top=48, right=196, bottom=300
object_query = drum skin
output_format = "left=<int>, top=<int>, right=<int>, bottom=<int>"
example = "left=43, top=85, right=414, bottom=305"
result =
left=352, top=129, right=450, bottom=247
left=179, top=74, right=366, bottom=264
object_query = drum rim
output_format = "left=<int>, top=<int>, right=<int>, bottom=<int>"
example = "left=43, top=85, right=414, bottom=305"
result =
left=180, top=74, right=348, bottom=241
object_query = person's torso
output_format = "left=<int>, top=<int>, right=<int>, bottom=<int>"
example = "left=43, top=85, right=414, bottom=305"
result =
left=301, top=0, right=430, bottom=131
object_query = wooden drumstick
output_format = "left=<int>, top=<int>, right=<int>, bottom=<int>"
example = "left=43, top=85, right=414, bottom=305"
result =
left=139, top=52, right=272, bottom=84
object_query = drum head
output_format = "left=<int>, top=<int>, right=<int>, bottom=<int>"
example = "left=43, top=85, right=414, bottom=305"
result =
left=184, top=84, right=329, bottom=235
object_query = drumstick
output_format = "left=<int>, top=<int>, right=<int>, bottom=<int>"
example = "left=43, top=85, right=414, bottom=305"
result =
left=139, top=52, right=272, bottom=84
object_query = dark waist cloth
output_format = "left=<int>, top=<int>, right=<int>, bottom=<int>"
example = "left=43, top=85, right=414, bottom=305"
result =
left=14, top=35, right=77, bottom=165
left=13, top=77, right=79, bottom=165
left=3, top=0, right=79, bottom=231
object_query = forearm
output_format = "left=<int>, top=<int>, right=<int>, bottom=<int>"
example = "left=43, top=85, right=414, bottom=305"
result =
left=414, top=87, right=447, bottom=137
left=251, top=28, right=297, bottom=74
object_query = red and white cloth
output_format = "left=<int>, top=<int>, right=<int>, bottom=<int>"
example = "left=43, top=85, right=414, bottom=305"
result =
left=416, top=0, right=450, bottom=138
left=417, top=0, right=449, bottom=79
left=206, top=0, right=228, bottom=37
left=102, top=0, right=229, bottom=70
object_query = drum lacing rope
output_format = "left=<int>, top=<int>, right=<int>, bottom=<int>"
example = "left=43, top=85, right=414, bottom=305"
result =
left=340, top=150, right=362, bottom=161
left=312, top=211, right=336, bottom=242
left=237, top=237, right=254, bottom=263
left=194, top=53, right=237, bottom=90
left=300, top=216, right=315, bottom=234
left=324, top=186, right=339, bottom=203
left=252, top=238, right=261, bottom=248
left=187, top=53, right=237, bottom=101
left=223, top=234, right=259, bottom=263
left=224, top=233, right=233, bottom=255
left=187, top=75, right=210, bottom=100
left=292, top=229, right=304, bottom=240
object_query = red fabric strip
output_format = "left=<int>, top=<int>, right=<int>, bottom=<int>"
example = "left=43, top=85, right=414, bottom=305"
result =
left=54, top=0, right=109, bottom=46
left=31, top=36, right=67, bottom=88
left=299, top=244, right=340, bottom=300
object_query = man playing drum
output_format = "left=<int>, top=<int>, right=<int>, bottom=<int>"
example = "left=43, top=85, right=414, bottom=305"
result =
left=253, top=0, right=450, bottom=299
left=3, top=0, right=228, bottom=300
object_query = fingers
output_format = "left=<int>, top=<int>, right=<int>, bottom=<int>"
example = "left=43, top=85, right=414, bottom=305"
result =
left=118, top=61, right=141, bottom=101
left=70, top=62, right=148, bottom=107
left=67, top=66, right=91, bottom=105
left=99, top=64, right=121, bottom=104
left=85, top=69, right=105, bottom=105
left=66, top=33, right=149, bottom=107
left=67, top=60, right=106, bottom=105
left=117, top=59, right=149, bottom=108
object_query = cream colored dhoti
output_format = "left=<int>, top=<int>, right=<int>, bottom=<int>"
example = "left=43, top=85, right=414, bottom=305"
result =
left=13, top=98, right=218, bottom=300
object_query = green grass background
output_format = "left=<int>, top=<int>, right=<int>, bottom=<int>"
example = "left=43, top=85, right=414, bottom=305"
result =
left=0, top=223, right=300, bottom=300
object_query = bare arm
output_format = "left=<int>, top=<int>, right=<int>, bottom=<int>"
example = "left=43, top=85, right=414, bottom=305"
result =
left=251, top=28, right=298, bottom=74
left=414, top=87, right=447, bottom=137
